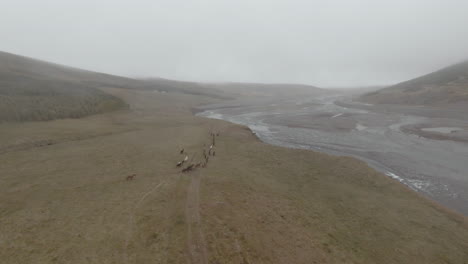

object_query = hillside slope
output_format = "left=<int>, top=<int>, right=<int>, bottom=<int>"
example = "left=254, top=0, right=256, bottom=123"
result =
left=144, top=79, right=326, bottom=99
left=0, top=51, right=326, bottom=122
left=205, top=82, right=327, bottom=97
left=0, top=51, right=231, bottom=122
left=0, top=51, right=131, bottom=122
left=143, top=78, right=234, bottom=99
left=360, top=61, right=468, bottom=105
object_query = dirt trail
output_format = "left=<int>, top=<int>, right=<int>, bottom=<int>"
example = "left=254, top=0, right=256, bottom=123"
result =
left=185, top=171, right=208, bottom=264
left=123, top=179, right=167, bottom=264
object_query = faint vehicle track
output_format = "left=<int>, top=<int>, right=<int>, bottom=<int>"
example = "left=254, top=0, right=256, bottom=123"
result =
left=185, top=171, right=208, bottom=264
left=123, top=179, right=167, bottom=264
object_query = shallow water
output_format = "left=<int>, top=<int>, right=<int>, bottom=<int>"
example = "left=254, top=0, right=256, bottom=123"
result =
left=198, top=95, right=468, bottom=216
left=421, top=127, right=463, bottom=133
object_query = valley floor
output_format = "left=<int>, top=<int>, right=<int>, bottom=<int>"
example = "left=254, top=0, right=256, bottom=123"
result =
left=0, top=88, right=467, bottom=264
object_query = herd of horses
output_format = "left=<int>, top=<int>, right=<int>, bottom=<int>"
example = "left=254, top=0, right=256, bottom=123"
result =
left=179, top=131, right=219, bottom=173
left=125, top=131, right=220, bottom=181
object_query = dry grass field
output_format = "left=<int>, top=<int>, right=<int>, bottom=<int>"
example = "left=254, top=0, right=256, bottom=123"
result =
left=0, top=51, right=131, bottom=122
left=1, top=87, right=467, bottom=264
left=0, top=75, right=126, bottom=122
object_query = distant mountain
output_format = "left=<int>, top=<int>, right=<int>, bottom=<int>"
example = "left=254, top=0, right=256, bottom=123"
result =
left=143, top=77, right=327, bottom=98
left=142, top=78, right=233, bottom=99
left=360, top=61, right=468, bottom=105
left=202, top=82, right=326, bottom=97
left=0, top=51, right=325, bottom=122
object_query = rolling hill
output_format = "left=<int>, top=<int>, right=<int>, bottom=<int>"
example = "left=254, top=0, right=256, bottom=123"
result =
left=0, top=51, right=135, bottom=122
left=0, top=51, right=326, bottom=122
left=204, top=82, right=327, bottom=97
left=360, top=60, right=468, bottom=105
left=0, top=51, right=232, bottom=122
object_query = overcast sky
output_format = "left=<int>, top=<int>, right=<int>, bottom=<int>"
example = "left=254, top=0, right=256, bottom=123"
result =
left=2, top=0, right=468, bottom=87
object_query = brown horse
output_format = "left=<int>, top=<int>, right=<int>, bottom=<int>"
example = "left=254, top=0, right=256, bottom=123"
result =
left=182, top=164, right=194, bottom=173
left=126, top=174, right=136, bottom=181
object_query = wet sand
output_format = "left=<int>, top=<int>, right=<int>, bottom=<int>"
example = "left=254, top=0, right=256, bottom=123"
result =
left=197, top=93, right=468, bottom=216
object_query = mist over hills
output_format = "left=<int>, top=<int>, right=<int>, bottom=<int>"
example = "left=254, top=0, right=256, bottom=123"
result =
left=4, top=48, right=467, bottom=123
left=202, top=82, right=327, bottom=97
left=360, top=60, right=468, bottom=106
left=0, top=51, right=327, bottom=122
left=0, top=51, right=231, bottom=122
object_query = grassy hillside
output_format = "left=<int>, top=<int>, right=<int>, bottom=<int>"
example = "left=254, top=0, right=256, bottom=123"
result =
left=0, top=51, right=229, bottom=122
left=0, top=87, right=467, bottom=264
left=143, top=78, right=235, bottom=99
left=0, top=73, right=128, bottom=122
left=0, top=51, right=132, bottom=122
left=360, top=61, right=468, bottom=105
left=0, top=51, right=325, bottom=122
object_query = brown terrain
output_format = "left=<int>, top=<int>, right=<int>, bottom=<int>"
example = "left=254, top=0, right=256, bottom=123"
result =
left=360, top=60, right=468, bottom=106
left=1, top=52, right=468, bottom=263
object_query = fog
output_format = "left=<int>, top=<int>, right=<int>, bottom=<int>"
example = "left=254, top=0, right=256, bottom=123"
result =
left=2, top=0, right=468, bottom=87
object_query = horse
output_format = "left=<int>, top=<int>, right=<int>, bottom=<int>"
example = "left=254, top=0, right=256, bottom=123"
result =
left=182, top=164, right=194, bottom=173
left=126, top=174, right=136, bottom=181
